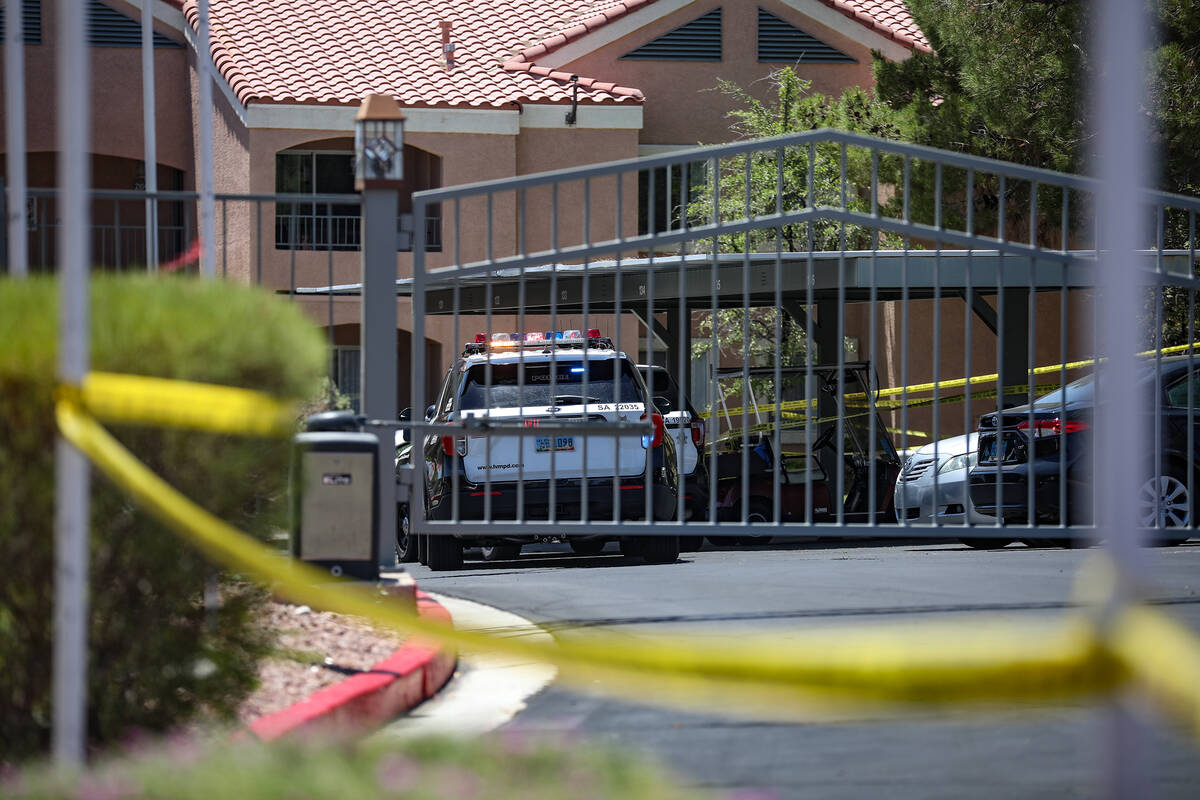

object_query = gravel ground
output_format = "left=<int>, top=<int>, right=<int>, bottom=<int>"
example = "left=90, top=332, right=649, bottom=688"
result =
left=236, top=601, right=406, bottom=725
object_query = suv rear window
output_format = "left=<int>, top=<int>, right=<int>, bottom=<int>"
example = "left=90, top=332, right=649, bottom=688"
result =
left=640, top=367, right=680, bottom=411
left=459, top=359, right=643, bottom=410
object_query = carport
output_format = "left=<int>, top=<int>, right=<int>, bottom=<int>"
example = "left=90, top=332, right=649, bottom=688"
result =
left=297, top=249, right=1188, bottom=401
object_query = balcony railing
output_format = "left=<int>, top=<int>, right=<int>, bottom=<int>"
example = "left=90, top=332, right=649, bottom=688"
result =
left=273, top=210, right=442, bottom=252
left=1, top=188, right=443, bottom=275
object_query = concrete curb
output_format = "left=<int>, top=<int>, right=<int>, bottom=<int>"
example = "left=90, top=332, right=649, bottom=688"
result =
left=247, top=591, right=457, bottom=741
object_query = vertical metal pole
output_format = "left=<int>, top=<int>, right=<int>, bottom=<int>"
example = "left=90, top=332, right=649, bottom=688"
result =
left=362, top=187, right=399, bottom=569
left=5, top=0, right=28, bottom=276
left=194, top=0, right=216, bottom=277
left=1094, top=1, right=1150, bottom=797
left=141, top=0, right=159, bottom=271
left=54, top=0, right=91, bottom=766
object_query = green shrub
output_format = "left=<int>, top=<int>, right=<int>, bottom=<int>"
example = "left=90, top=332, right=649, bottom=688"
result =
left=0, top=276, right=326, bottom=762
left=0, top=733, right=705, bottom=799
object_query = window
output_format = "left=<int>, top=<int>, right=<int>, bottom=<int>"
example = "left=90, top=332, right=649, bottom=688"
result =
left=330, top=346, right=361, bottom=412
left=623, top=7, right=722, bottom=61
left=275, top=147, right=443, bottom=251
left=1165, top=370, right=1200, bottom=409
left=458, top=360, right=642, bottom=410
left=276, top=151, right=360, bottom=251
left=638, top=160, right=708, bottom=235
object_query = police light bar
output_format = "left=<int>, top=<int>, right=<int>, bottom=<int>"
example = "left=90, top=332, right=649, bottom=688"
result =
left=461, top=329, right=612, bottom=355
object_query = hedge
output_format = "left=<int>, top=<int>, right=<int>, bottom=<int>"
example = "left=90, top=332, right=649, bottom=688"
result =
left=0, top=276, right=326, bottom=761
left=0, top=733, right=705, bottom=799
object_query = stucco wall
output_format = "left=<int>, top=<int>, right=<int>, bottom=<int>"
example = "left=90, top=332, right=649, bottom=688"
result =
left=514, top=126, right=640, bottom=255
left=0, top=2, right=193, bottom=174
left=196, top=55, right=253, bottom=280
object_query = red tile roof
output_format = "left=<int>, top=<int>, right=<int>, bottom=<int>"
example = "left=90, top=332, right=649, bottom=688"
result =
left=816, top=1, right=931, bottom=53
left=184, top=0, right=927, bottom=109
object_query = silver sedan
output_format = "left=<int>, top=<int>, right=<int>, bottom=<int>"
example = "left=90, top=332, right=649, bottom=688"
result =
left=894, top=434, right=1004, bottom=545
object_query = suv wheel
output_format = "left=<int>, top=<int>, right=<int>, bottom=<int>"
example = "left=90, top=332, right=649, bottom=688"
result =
left=641, top=534, right=680, bottom=565
left=427, top=533, right=464, bottom=571
left=395, top=506, right=418, bottom=563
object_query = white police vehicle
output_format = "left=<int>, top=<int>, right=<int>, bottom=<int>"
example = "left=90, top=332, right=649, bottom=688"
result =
left=419, top=330, right=681, bottom=571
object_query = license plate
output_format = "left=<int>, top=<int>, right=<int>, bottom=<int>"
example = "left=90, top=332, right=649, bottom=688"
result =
left=535, top=436, right=574, bottom=452
left=980, top=433, right=1021, bottom=464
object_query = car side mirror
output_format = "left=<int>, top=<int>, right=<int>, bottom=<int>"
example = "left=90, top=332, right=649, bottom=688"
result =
left=425, top=404, right=436, bottom=422
left=653, top=395, right=672, bottom=411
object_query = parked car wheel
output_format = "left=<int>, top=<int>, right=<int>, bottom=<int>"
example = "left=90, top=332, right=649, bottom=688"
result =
left=395, top=506, right=418, bottom=563
left=641, top=535, right=680, bottom=564
left=480, top=543, right=521, bottom=561
left=737, top=500, right=774, bottom=545
left=427, top=533, right=464, bottom=571
left=1141, top=464, right=1193, bottom=545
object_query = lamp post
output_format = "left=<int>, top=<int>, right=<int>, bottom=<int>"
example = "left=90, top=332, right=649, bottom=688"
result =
left=355, top=94, right=405, bottom=570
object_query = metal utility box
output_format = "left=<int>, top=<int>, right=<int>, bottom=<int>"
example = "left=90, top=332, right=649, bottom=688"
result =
left=291, top=431, right=380, bottom=581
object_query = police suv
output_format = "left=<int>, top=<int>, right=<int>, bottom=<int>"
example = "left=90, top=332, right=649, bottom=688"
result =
left=419, top=330, right=681, bottom=571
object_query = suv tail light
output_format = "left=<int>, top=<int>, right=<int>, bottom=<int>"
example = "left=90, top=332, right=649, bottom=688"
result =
left=1017, top=418, right=1089, bottom=438
left=691, top=417, right=705, bottom=448
left=640, top=412, right=664, bottom=448
left=441, top=434, right=467, bottom=457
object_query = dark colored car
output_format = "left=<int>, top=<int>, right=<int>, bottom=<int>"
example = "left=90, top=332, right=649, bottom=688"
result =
left=968, top=356, right=1199, bottom=543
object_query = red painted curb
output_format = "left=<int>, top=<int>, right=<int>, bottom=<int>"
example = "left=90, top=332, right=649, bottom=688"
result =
left=247, top=591, right=457, bottom=741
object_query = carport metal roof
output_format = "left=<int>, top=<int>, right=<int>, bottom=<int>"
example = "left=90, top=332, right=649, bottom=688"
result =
left=294, top=250, right=1191, bottom=316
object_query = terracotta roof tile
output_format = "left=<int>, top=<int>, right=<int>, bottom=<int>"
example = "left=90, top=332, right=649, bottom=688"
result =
left=184, top=0, right=927, bottom=109
left=184, top=0, right=645, bottom=108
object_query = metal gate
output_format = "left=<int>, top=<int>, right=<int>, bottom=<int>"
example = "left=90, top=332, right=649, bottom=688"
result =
left=407, top=130, right=1199, bottom=555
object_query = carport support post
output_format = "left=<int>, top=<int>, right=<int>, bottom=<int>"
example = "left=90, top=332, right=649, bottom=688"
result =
left=361, top=188, right=399, bottom=570
left=813, top=300, right=841, bottom=502
left=665, top=307, right=691, bottom=394
left=998, top=288, right=1030, bottom=407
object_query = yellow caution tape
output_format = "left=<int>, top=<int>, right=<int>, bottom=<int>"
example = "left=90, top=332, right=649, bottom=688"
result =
left=705, top=343, right=1198, bottom=420
left=76, top=371, right=298, bottom=437
left=1108, top=605, right=1200, bottom=743
left=57, top=397, right=1132, bottom=716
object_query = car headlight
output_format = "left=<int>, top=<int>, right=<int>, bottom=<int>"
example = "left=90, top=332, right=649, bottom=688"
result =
left=937, top=454, right=968, bottom=475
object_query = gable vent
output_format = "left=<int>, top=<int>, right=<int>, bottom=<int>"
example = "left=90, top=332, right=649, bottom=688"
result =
left=757, top=8, right=855, bottom=63
left=0, top=1, right=44, bottom=45
left=88, top=0, right=182, bottom=48
left=622, top=7, right=721, bottom=61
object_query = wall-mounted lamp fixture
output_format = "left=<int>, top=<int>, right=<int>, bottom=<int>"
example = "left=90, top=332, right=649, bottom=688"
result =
left=564, top=75, right=580, bottom=126
left=354, top=94, right=406, bottom=190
